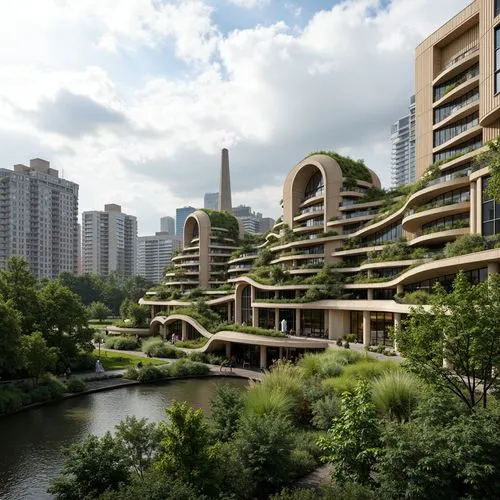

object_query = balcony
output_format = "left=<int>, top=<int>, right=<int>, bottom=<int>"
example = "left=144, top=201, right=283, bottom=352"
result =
left=433, top=46, right=479, bottom=87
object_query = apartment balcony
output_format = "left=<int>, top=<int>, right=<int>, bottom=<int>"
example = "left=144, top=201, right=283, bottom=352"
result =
left=403, top=201, right=470, bottom=233
left=433, top=100, right=479, bottom=131
left=299, top=194, right=324, bottom=209
left=409, top=227, right=469, bottom=246
left=228, top=264, right=253, bottom=274
left=433, top=75, right=479, bottom=108
left=293, top=221, right=324, bottom=234
left=433, top=125, right=482, bottom=155
left=293, top=206, right=324, bottom=222
left=433, top=46, right=479, bottom=87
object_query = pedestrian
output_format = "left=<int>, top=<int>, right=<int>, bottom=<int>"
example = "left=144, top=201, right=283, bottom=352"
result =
left=280, top=318, right=288, bottom=334
left=65, top=366, right=71, bottom=380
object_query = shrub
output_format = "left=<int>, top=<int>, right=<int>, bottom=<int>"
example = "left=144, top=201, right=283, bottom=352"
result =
left=322, top=360, right=396, bottom=395
left=168, top=359, right=209, bottom=377
left=210, top=383, right=245, bottom=441
left=271, top=488, right=318, bottom=500
left=142, top=338, right=185, bottom=358
left=400, top=290, right=431, bottom=305
left=105, top=336, right=138, bottom=351
left=123, top=367, right=139, bottom=380
left=136, top=365, right=167, bottom=383
left=371, top=371, right=421, bottom=422
left=188, top=352, right=225, bottom=365
left=0, top=386, right=24, bottom=415
left=444, top=234, right=487, bottom=258
left=65, top=378, right=87, bottom=393
left=174, top=338, right=208, bottom=349
left=312, top=394, right=341, bottom=430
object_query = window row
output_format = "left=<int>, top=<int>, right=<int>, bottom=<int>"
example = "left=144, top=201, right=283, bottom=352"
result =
left=433, top=89, right=479, bottom=124
left=433, top=136, right=482, bottom=164
left=482, top=177, right=500, bottom=236
left=496, top=27, right=500, bottom=94
left=405, top=267, right=488, bottom=294
left=433, top=111, right=478, bottom=147
left=421, top=213, right=469, bottom=235
left=304, top=171, right=325, bottom=201
left=362, top=222, right=402, bottom=245
left=433, top=63, right=479, bottom=102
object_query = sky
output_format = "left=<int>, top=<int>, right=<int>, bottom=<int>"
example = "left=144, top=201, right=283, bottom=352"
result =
left=0, top=0, right=472, bottom=235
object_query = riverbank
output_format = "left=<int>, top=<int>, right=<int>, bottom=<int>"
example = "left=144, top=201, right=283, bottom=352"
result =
left=0, top=361, right=262, bottom=418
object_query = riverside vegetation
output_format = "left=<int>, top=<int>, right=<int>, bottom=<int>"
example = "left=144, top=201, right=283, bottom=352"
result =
left=48, top=272, right=500, bottom=499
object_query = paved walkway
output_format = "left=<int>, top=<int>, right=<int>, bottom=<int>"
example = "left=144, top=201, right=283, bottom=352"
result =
left=295, top=465, right=330, bottom=490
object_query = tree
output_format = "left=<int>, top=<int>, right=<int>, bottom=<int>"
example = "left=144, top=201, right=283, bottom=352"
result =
left=317, top=383, right=380, bottom=485
left=395, top=271, right=500, bottom=410
left=156, top=401, right=215, bottom=494
left=48, top=432, right=129, bottom=499
left=0, top=256, right=39, bottom=333
left=210, top=383, right=245, bottom=441
left=114, top=416, right=161, bottom=480
left=377, top=394, right=500, bottom=500
left=21, top=332, right=57, bottom=386
left=87, top=301, right=112, bottom=321
left=37, top=280, right=92, bottom=359
left=234, top=412, right=295, bottom=497
left=127, top=303, right=149, bottom=327
left=0, top=298, right=22, bottom=375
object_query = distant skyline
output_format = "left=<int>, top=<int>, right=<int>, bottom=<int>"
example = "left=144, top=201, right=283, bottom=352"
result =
left=0, top=0, right=471, bottom=235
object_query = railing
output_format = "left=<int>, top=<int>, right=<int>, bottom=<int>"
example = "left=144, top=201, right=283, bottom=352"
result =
left=444, top=46, right=478, bottom=70
left=297, top=204, right=324, bottom=216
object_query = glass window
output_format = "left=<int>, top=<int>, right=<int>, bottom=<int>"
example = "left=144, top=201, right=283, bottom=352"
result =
left=496, top=27, right=500, bottom=93
left=304, top=171, right=324, bottom=201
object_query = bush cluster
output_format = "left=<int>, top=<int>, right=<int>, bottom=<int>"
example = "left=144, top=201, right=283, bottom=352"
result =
left=104, top=336, right=138, bottom=351
left=0, top=376, right=66, bottom=415
left=141, top=338, right=186, bottom=359
left=124, top=359, right=210, bottom=382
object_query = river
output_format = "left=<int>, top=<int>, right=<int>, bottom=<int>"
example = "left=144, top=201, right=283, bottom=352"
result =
left=0, top=378, right=249, bottom=500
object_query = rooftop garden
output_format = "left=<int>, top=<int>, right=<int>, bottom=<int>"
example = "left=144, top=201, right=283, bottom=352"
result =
left=307, top=151, right=372, bottom=182
left=201, top=209, right=240, bottom=241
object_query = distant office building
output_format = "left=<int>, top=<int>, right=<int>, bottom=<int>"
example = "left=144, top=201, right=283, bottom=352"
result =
left=137, top=232, right=181, bottom=284
left=232, top=204, right=275, bottom=234
left=176, top=206, right=196, bottom=238
left=203, top=192, right=219, bottom=210
left=160, top=216, right=175, bottom=235
left=82, top=204, right=137, bottom=276
left=391, top=95, right=416, bottom=187
left=0, top=158, right=79, bottom=279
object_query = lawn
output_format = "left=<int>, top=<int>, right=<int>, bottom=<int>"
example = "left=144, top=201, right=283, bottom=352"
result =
left=92, top=349, right=167, bottom=370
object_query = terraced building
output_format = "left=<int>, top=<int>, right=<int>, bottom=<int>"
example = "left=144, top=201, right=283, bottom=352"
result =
left=140, top=1, right=500, bottom=368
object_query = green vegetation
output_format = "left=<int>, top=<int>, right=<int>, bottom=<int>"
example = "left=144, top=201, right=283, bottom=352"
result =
left=308, top=151, right=372, bottom=182
left=395, top=271, right=500, bottom=410
left=65, top=378, right=87, bottom=393
left=141, top=337, right=186, bottom=358
left=104, top=336, right=138, bottom=351
left=215, top=323, right=287, bottom=337
left=94, top=349, right=166, bottom=370
left=123, top=359, right=209, bottom=382
left=86, top=301, right=112, bottom=321
left=201, top=208, right=240, bottom=240
left=0, top=375, right=67, bottom=415
left=174, top=337, right=208, bottom=348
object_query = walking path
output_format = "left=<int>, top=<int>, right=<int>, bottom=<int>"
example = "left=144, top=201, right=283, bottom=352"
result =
left=295, top=465, right=330, bottom=490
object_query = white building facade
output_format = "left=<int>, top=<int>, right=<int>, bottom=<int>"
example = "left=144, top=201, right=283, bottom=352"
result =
left=137, top=232, right=181, bottom=284
left=0, top=158, right=79, bottom=279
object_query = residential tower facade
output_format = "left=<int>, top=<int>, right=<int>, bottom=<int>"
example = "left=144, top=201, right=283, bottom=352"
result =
left=0, top=158, right=79, bottom=279
left=82, top=204, right=137, bottom=277
left=137, top=232, right=181, bottom=284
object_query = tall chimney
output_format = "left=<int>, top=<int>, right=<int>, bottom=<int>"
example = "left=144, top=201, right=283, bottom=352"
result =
left=218, top=148, right=232, bottom=212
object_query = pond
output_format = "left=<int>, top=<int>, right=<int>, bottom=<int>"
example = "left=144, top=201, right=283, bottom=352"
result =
left=0, top=377, right=249, bottom=500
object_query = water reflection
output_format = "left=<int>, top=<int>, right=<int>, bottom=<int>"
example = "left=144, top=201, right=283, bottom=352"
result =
left=0, top=378, right=248, bottom=500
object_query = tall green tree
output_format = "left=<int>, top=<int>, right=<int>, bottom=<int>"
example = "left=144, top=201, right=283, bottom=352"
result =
left=114, top=416, right=161, bottom=480
left=37, top=280, right=92, bottom=359
left=395, top=271, right=500, bottom=410
left=87, top=301, right=112, bottom=321
left=21, top=332, right=57, bottom=386
left=0, top=256, right=39, bottom=333
left=0, top=298, right=22, bottom=374
left=156, top=401, right=216, bottom=495
left=474, top=137, right=500, bottom=200
left=318, top=383, right=380, bottom=485
left=48, top=432, right=129, bottom=500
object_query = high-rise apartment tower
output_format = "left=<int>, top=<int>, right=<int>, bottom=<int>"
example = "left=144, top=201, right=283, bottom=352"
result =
left=0, top=158, right=79, bottom=279
left=391, top=95, right=416, bottom=187
left=415, top=0, right=500, bottom=179
left=160, top=216, right=175, bottom=235
left=137, top=232, right=181, bottom=284
left=82, top=204, right=137, bottom=276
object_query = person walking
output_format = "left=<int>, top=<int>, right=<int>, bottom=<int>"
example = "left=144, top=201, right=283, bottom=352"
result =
left=280, top=318, right=288, bottom=334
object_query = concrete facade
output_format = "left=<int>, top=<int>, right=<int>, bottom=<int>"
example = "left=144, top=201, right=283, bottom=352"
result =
left=137, top=232, right=181, bottom=284
left=0, top=159, right=79, bottom=279
left=415, top=0, right=500, bottom=179
left=218, top=148, right=232, bottom=212
left=82, top=204, right=137, bottom=277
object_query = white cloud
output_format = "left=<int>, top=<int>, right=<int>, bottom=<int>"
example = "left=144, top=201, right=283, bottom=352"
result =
left=0, top=0, right=472, bottom=235
left=228, top=0, right=270, bottom=9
